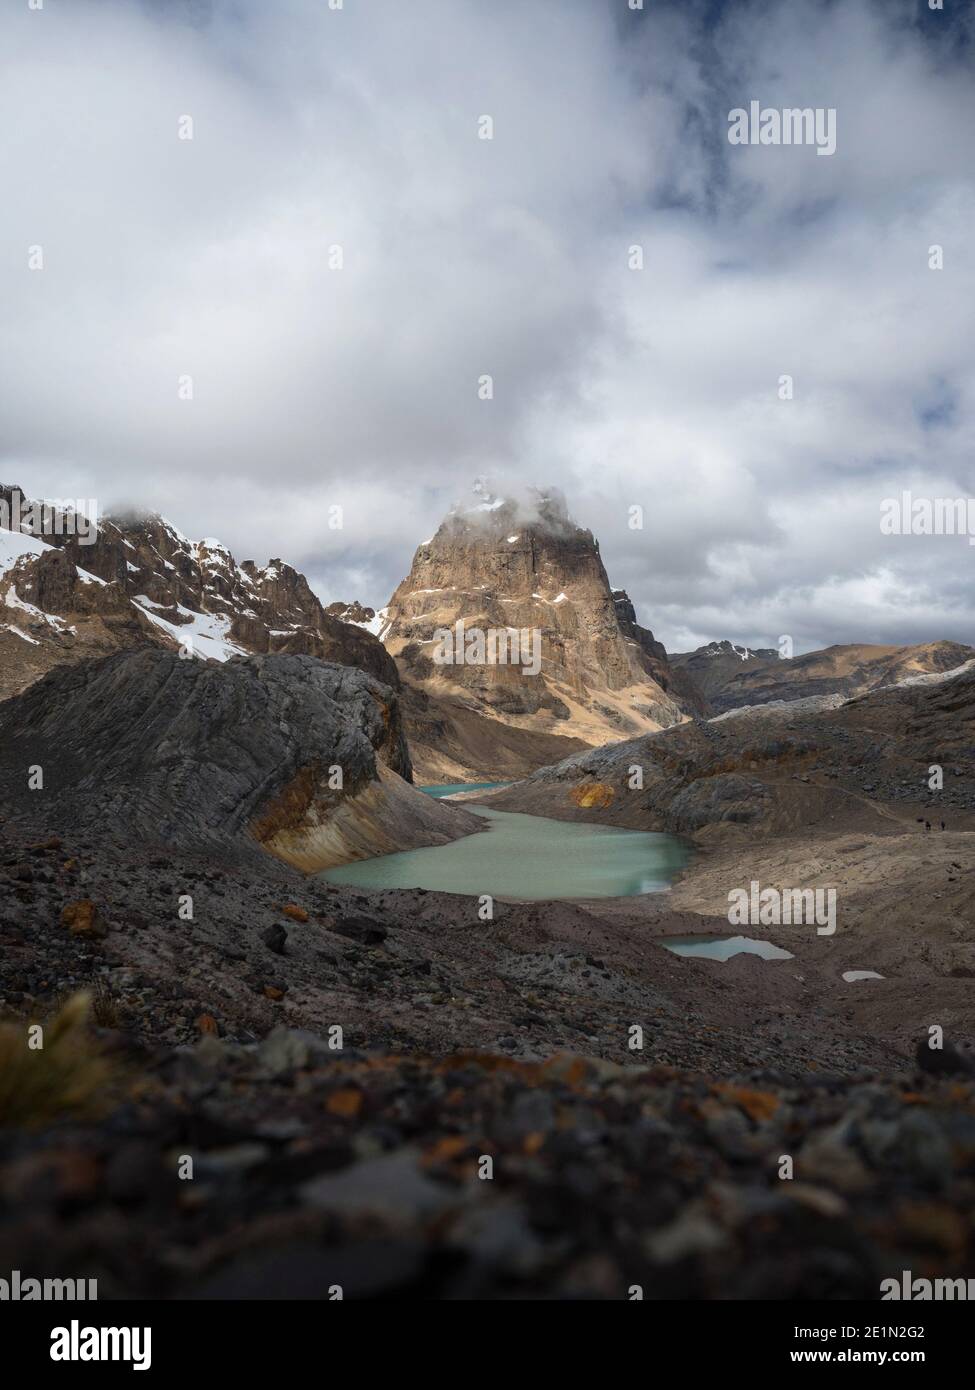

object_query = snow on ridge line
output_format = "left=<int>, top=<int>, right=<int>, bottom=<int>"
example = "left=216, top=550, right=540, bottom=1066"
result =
left=6, top=586, right=72, bottom=635
left=110, top=512, right=276, bottom=581
left=354, top=606, right=388, bottom=637
left=0, top=527, right=107, bottom=588
left=2, top=623, right=40, bottom=645
left=131, top=595, right=247, bottom=662
left=0, top=527, right=57, bottom=575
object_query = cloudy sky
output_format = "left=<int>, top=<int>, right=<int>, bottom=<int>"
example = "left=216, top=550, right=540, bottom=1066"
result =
left=2, top=0, right=973, bottom=653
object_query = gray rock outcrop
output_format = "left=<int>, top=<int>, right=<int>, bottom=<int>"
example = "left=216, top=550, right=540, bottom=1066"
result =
left=0, top=649, right=481, bottom=870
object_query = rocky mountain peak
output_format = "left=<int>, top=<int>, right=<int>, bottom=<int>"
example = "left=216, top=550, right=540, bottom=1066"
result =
left=325, top=600, right=384, bottom=635
left=438, top=483, right=580, bottom=542
left=0, top=486, right=397, bottom=702
left=376, top=486, right=702, bottom=767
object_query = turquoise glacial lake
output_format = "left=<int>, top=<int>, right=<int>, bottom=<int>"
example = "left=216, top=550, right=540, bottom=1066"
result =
left=323, top=794, right=688, bottom=900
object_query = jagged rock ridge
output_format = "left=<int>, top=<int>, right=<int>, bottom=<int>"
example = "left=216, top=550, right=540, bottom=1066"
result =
left=0, top=484, right=397, bottom=702
left=672, top=638, right=974, bottom=713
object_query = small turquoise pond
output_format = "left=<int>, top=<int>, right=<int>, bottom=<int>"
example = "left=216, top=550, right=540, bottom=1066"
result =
left=660, top=936, right=794, bottom=961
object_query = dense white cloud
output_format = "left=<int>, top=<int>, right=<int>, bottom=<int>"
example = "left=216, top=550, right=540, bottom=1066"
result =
left=1, top=0, right=972, bottom=652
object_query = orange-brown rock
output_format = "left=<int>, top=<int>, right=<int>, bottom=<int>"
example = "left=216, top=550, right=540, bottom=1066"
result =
left=569, top=782, right=614, bottom=810
left=60, top=900, right=107, bottom=938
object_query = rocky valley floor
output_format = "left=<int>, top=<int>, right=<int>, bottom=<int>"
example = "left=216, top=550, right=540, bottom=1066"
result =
left=2, top=806, right=974, bottom=1299
left=1, top=623, right=972, bottom=1300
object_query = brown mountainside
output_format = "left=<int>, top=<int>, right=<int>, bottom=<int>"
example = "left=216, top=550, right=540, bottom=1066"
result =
left=675, top=639, right=974, bottom=714
left=0, top=484, right=396, bottom=702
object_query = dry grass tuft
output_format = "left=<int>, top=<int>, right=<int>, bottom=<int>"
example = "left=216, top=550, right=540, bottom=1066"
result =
left=0, top=992, right=114, bottom=1128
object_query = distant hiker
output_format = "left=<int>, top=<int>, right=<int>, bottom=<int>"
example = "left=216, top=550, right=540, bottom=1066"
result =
left=941, top=821, right=946, bottom=831
left=925, top=820, right=931, bottom=832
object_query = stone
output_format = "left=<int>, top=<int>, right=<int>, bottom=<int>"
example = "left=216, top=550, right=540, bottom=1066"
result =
left=330, top=915, right=388, bottom=946
left=60, top=900, right=107, bottom=939
left=262, top=925, right=288, bottom=956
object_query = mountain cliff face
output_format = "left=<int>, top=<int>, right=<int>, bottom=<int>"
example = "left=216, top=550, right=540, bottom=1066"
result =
left=610, top=591, right=709, bottom=717
left=376, top=488, right=700, bottom=776
left=674, top=639, right=974, bottom=714
left=0, top=485, right=396, bottom=702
